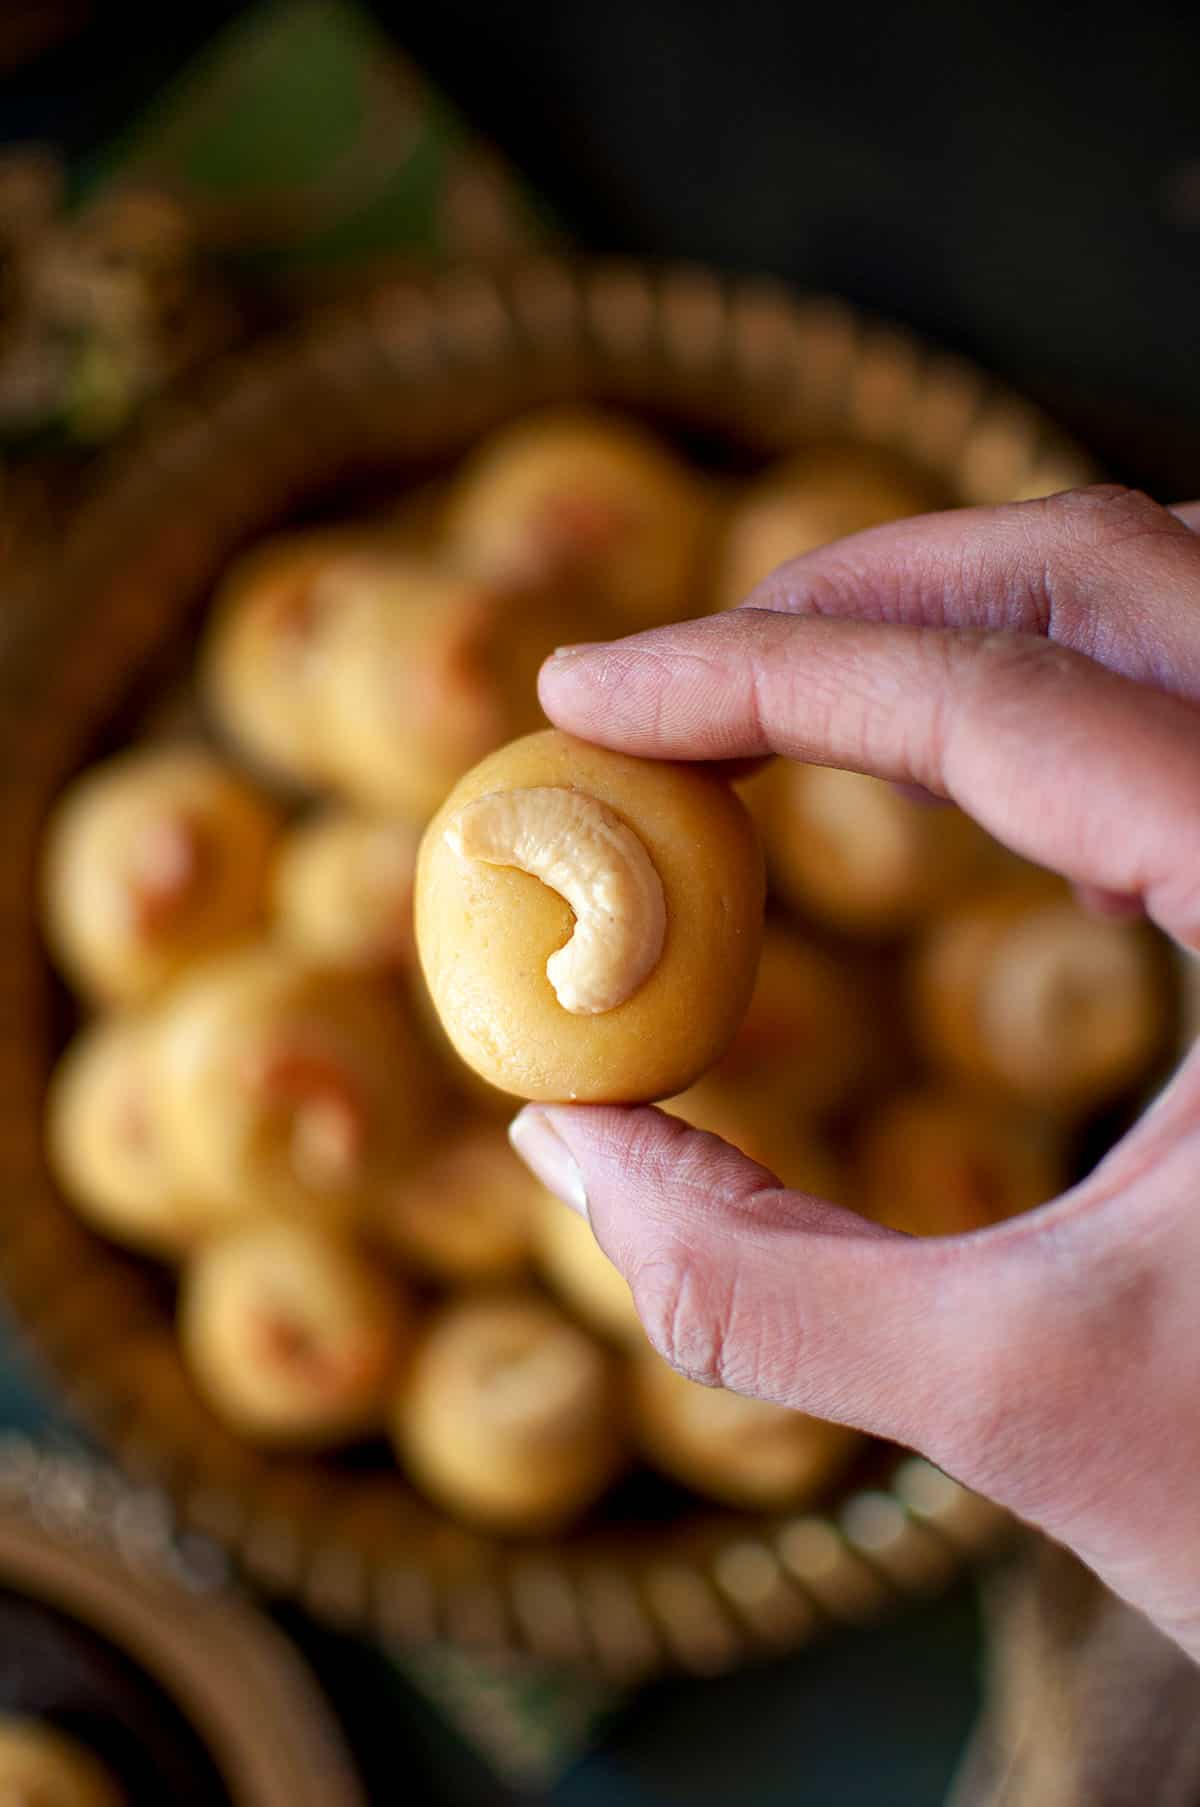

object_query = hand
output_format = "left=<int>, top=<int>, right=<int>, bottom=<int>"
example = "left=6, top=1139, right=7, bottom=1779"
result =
left=509, top=485, right=1200, bottom=1660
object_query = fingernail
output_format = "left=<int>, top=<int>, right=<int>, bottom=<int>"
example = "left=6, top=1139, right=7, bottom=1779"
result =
left=508, top=1107, right=589, bottom=1218
left=548, top=641, right=602, bottom=661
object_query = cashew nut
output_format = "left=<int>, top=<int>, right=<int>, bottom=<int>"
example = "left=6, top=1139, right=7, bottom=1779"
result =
left=448, top=786, right=667, bottom=1014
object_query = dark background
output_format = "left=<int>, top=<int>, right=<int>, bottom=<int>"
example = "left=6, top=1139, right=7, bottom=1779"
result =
left=6, top=0, right=1200, bottom=492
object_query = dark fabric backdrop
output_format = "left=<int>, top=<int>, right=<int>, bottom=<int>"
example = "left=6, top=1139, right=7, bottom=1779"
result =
left=387, top=0, right=1200, bottom=492
left=4, top=0, right=1200, bottom=489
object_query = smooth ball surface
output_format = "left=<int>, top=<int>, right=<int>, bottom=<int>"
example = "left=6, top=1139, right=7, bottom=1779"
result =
left=318, top=560, right=613, bottom=820
left=372, top=1120, right=537, bottom=1283
left=47, top=1015, right=238, bottom=1257
left=631, top=1352, right=861, bottom=1511
left=442, top=408, right=711, bottom=629
left=856, top=1088, right=1063, bottom=1236
left=202, top=529, right=389, bottom=786
left=700, top=925, right=881, bottom=1115
left=754, top=761, right=994, bottom=937
left=664, top=1076, right=849, bottom=1203
left=532, top=1189, right=645, bottom=1344
left=714, top=444, right=938, bottom=611
left=272, top=809, right=420, bottom=971
left=911, top=883, right=1165, bottom=1113
left=155, top=947, right=439, bottom=1229
left=394, top=1293, right=626, bottom=1532
left=417, top=730, right=765, bottom=1102
left=181, top=1218, right=408, bottom=1445
left=41, top=746, right=278, bottom=1005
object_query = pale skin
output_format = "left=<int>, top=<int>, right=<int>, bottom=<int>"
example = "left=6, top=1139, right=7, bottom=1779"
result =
left=508, top=485, right=1200, bottom=1661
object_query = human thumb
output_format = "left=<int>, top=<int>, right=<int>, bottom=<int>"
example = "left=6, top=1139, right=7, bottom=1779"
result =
left=507, top=1101, right=1049, bottom=1467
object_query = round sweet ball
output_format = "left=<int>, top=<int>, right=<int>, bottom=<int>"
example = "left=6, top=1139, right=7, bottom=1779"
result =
left=155, top=946, right=439, bottom=1231
left=754, top=761, right=994, bottom=938
left=180, top=1218, right=409, bottom=1446
left=714, top=444, right=938, bottom=611
left=856, top=1088, right=1063, bottom=1237
left=911, top=883, right=1165, bottom=1115
left=372, top=1120, right=537, bottom=1285
left=703, top=924, right=880, bottom=1115
left=202, top=528, right=391, bottom=786
left=664, top=1076, right=849, bottom=1205
left=631, top=1352, right=860, bottom=1511
left=416, top=729, right=765, bottom=1102
left=46, top=1015, right=238, bottom=1258
left=318, top=559, right=591, bottom=821
left=532, top=1189, right=644, bottom=1345
left=442, top=408, right=710, bottom=629
left=272, top=809, right=420, bottom=972
left=41, top=746, right=279, bottom=1006
left=0, top=1720, right=125, bottom=1807
left=393, top=1293, right=626, bottom=1533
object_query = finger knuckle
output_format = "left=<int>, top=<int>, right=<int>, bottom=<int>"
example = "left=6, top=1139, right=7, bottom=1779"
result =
left=1040, top=483, right=1172, bottom=550
left=1030, top=486, right=1188, bottom=643
left=943, top=631, right=1075, bottom=764
left=630, top=1241, right=739, bottom=1386
left=970, top=626, right=1097, bottom=722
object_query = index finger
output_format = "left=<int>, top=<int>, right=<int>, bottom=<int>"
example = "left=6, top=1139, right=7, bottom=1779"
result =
left=740, top=484, right=1200, bottom=703
left=540, top=608, right=1200, bottom=946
